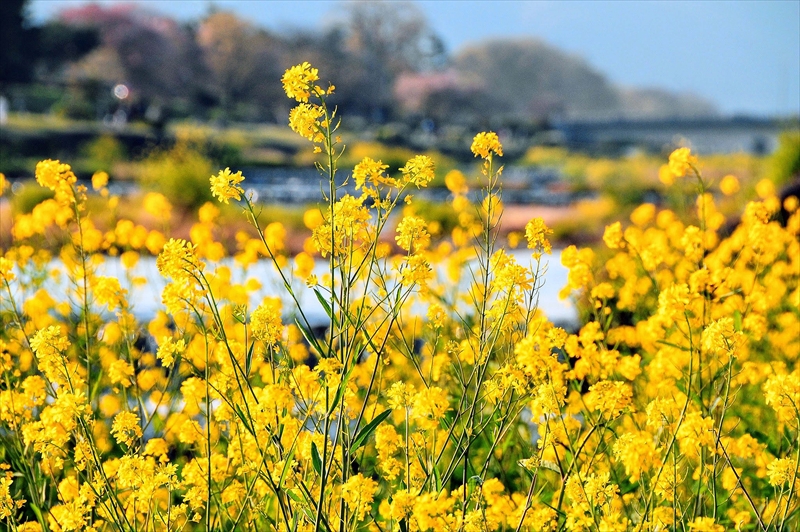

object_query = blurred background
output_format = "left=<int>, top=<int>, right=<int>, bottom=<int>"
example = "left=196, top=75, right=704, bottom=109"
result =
left=2, top=0, right=799, bottom=249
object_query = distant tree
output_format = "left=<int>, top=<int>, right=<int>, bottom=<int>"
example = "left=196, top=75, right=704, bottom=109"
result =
left=616, top=87, right=717, bottom=119
left=36, top=21, right=100, bottom=78
left=332, top=1, right=447, bottom=121
left=57, top=5, right=208, bottom=120
left=454, top=39, right=621, bottom=121
left=283, top=28, right=373, bottom=121
left=196, top=12, right=285, bottom=121
left=0, top=0, right=37, bottom=86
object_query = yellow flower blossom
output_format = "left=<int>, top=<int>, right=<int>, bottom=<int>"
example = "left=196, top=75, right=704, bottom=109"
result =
left=719, top=174, right=740, bottom=195
left=111, top=411, right=142, bottom=447
left=289, top=103, right=325, bottom=143
left=471, top=131, right=503, bottom=158
left=688, top=517, right=724, bottom=532
left=341, top=473, right=377, bottom=521
left=667, top=147, right=698, bottom=179
left=400, top=253, right=433, bottom=288
left=395, top=216, right=430, bottom=253
left=250, top=297, right=283, bottom=347
left=0, top=257, right=16, bottom=284
left=210, top=168, right=245, bottom=204
left=156, top=238, right=205, bottom=282
left=767, top=457, right=796, bottom=486
left=525, top=217, right=552, bottom=256
left=281, top=62, right=319, bottom=102
left=156, top=336, right=185, bottom=368
left=603, top=221, right=624, bottom=249
left=585, top=380, right=632, bottom=419
left=35, top=159, right=78, bottom=205
left=91, top=170, right=108, bottom=191
left=93, top=276, right=127, bottom=311
left=400, top=155, right=435, bottom=188
left=444, top=169, right=468, bottom=195
left=353, top=157, right=391, bottom=190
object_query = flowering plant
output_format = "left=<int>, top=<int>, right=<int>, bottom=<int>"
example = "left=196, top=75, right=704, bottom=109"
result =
left=0, top=63, right=797, bottom=532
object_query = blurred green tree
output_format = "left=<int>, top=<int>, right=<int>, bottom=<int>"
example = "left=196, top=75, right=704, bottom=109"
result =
left=0, top=0, right=37, bottom=86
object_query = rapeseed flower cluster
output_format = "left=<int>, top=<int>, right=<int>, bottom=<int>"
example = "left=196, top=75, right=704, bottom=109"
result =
left=0, top=62, right=797, bottom=532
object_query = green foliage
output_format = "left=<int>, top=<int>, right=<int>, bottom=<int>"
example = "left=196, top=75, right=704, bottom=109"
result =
left=409, top=199, right=459, bottom=235
left=80, top=134, right=127, bottom=173
left=766, top=130, right=800, bottom=187
left=139, top=141, right=214, bottom=210
left=252, top=204, right=307, bottom=231
left=10, top=181, right=55, bottom=214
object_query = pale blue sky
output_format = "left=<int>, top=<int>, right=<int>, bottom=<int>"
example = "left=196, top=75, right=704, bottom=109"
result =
left=29, top=0, right=800, bottom=117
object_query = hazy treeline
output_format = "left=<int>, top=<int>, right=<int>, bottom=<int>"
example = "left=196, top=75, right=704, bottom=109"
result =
left=2, top=0, right=717, bottom=127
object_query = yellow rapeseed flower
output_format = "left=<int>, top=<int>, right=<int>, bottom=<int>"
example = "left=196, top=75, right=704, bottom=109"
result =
left=111, top=411, right=142, bottom=447
left=91, top=170, right=108, bottom=191
left=767, top=457, right=795, bottom=486
left=0, top=257, right=16, bottom=284
left=156, top=336, right=186, bottom=368
left=395, top=216, right=430, bottom=253
left=400, top=155, right=435, bottom=188
left=156, top=238, right=205, bottom=282
left=667, top=147, right=698, bottom=179
left=341, top=473, right=378, bottom=521
left=444, top=169, right=468, bottom=195
left=281, top=62, right=319, bottom=102
left=288, top=103, right=325, bottom=143
left=603, top=221, right=624, bottom=249
left=687, top=517, right=724, bottom=532
left=93, top=276, right=127, bottom=311
left=250, top=297, right=283, bottom=347
left=471, top=131, right=503, bottom=159
left=352, top=157, right=392, bottom=190
left=35, top=159, right=78, bottom=205
left=719, top=174, right=740, bottom=195
left=525, top=217, right=553, bottom=257
left=210, top=168, right=245, bottom=204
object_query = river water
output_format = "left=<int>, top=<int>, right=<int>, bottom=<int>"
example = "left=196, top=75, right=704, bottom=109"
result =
left=7, top=250, right=576, bottom=330
left=42, top=165, right=575, bottom=206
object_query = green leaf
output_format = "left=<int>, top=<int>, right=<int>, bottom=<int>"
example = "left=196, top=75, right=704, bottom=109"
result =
left=351, top=409, right=392, bottom=450
left=539, top=460, right=561, bottom=473
left=733, top=310, right=743, bottom=332
left=31, top=504, right=45, bottom=526
left=294, top=317, right=326, bottom=358
left=245, top=341, right=255, bottom=375
left=286, top=489, right=303, bottom=503
left=326, top=362, right=357, bottom=416
left=311, top=442, right=322, bottom=476
left=233, top=404, right=255, bottom=436
left=278, top=446, right=296, bottom=487
left=313, top=287, right=335, bottom=323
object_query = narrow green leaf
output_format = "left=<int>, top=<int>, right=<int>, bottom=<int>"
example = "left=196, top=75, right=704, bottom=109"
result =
left=245, top=341, right=255, bottom=375
left=31, top=504, right=45, bottom=526
left=539, top=460, right=561, bottom=473
left=294, top=317, right=326, bottom=358
left=233, top=404, right=254, bottom=436
left=733, top=309, right=743, bottom=331
left=313, top=287, right=334, bottom=321
left=278, top=446, right=297, bottom=487
left=351, top=409, right=392, bottom=450
left=326, top=362, right=357, bottom=416
left=311, top=442, right=322, bottom=476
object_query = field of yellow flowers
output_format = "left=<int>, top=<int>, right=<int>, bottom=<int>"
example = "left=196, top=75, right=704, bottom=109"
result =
left=1, top=63, right=798, bottom=532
